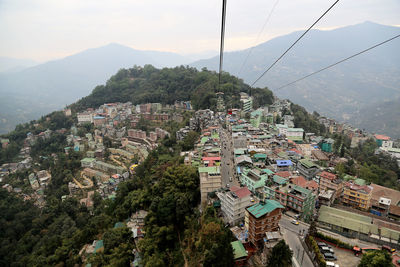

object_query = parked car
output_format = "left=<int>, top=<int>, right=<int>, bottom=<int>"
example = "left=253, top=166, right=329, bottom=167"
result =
left=323, top=252, right=337, bottom=261
left=318, top=242, right=327, bottom=248
left=291, top=220, right=299, bottom=225
left=326, top=261, right=339, bottom=267
left=320, top=246, right=334, bottom=254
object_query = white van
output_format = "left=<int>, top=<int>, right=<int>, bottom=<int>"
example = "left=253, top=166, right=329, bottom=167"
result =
left=326, top=262, right=339, bottom=267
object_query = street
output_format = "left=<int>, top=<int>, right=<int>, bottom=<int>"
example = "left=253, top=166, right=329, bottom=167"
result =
left=219, top=127, right=238, bottom=188
left=280, top=215, right=314, bottom=267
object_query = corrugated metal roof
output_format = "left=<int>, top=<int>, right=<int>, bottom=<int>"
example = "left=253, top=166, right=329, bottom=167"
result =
left=246, top=200, right=284, bottom=218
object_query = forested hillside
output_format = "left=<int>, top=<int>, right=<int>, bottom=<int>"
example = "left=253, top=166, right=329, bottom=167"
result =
left=71, top=65, right=273, bottom=112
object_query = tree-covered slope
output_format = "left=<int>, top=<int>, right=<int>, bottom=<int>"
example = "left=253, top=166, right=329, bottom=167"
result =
left=71, top=65, right=273, bottom=112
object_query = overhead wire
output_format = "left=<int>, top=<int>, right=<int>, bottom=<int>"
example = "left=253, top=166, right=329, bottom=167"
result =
left=237, top=0, right=280, bottom=76
left=273, top=33, right=400, bottom=91
left=218, top=0, right=228, bottom=89
left=251, top=0, right=339, bottom=87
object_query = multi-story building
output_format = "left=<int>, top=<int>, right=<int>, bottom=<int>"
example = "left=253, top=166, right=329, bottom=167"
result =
left=240, top=168, right=269, bottom=194
left=317, top=171, right=343, bottom=198
left=286, top=128, right=304, bottom=143
left=77, top=112, right=93, bottom=124
left=275, top=184, right=316, bottom=222
left=199, top=166, right=222, bottom=203
left=245, top=200, right=284, bottom=247
left=296, top=159, right=320, bottom=180
left=217, top=186, right=252, bottom=225
left=342, top=182, right=372, bottom=211
left=241, top=97, right=253, bottom=113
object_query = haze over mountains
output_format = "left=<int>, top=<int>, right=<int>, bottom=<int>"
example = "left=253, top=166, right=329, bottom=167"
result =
left=0, top=22, right=399, bottom=137
left=0, top=44, right=202, bottom=134
left=191, top=21, right=400, bottom=137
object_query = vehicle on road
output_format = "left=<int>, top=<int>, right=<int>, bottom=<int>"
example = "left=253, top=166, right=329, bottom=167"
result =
left=382, top=245, right=396, bottom=253
left=323, top=252, right=337, bottom=261
left=291, top=220, right=299, bottom=225
left=250, top=197, right=255, bottom=202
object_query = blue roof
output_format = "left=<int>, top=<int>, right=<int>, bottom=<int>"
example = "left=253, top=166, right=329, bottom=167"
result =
left=276, top=160, right=292, bottom=166
left=237, top=166, right=241, bottom=174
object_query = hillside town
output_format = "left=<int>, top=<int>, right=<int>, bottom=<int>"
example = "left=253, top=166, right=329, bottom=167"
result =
left=1, top=93, right=400, bottom=266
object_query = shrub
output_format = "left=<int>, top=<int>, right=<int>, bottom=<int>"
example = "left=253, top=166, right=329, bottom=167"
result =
left=315, top=232, right=353, bottom=250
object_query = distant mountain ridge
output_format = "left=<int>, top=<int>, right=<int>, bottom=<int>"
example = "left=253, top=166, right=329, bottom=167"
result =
left=0, top=57, right=38, bottom=73
left=0, top=43, right=193, bottom=134
left=190, top=21, right=400, bottom=137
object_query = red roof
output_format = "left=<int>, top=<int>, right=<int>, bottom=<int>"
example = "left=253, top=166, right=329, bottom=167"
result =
left=291, top=176, right=318, bottom=190
left=290, top=148, right=302, bottom=155
left=275, top=171, right=291, bottom=178
left=345, top=182, right=372, bottom=193
left=320, top=171, right=337, bottom=181
left=202, top=157, right=221, bottom=161
left=231, top=186, right=252, bottom=198
left=375, top=134, right=391, bottom=141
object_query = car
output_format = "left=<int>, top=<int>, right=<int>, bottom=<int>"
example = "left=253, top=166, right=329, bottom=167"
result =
left=318, top=242, right=328, bottom=248
left=250, top=197, right=255, bottom=202
left=320, top=246, right=334, bottom=254
left=226, top=183, right=230, bottom=188
left=291, top=220, right=299, bottom=225
left=326, top=262, right=339, bottom=267
left=323, top=252, right=337, bottom=261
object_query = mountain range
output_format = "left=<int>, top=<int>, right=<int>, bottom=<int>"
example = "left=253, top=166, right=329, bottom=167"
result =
left=0, top=22, right=399, bottom=137
left=191, top=21, right=400, bottom=137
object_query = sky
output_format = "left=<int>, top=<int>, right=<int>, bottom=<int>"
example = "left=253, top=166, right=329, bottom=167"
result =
left=0, top=0, right=399, bottom=62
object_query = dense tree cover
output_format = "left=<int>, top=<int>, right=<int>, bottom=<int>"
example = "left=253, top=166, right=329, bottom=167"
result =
left=267, top=240, right=293, bottom=267
left=358, top=250, right=394, bottom=267
left=334, top=138, right=400, bottom=190
left=291, top=103, right=327, bottom=135
left=69, top=65, right=272, bottom=113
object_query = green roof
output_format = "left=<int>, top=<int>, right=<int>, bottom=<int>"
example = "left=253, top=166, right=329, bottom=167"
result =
left=299, top=159, right=318, bottom=169
left=277, top=151, right=288, bottom=159
left=262, top=168, right=275, bottom=175
left=81, top=157, right=96, bottom=163
left=198, top=166, right=220, bottom=174
left=288, top=128, right=304, bottom=132
left=317, top=205, right=400, bottom=240
left=273, top=175, right=288, bottom=185
left=354, top=178, right=366, bottom=186
left=94, top=240, right=104, bottom=253
left=253, top=153, right=267, bottom=159
left=201, top=137, right=209, bottom=144
left=234, top=149, right=245, bottom=155
left=211, top=133, right=219, bottom=139
left=293, top=184, right=311, bottom=195
left=246, top=200, right=284, bottom=218
left=231, top=241, right=248, bottom=259
left=343, top=174, right=356, bottom=181
left=259, top=135, right=272, bottom=139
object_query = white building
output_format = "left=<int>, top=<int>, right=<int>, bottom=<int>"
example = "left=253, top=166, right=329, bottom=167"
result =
left=217, top=186, right=252, bottom=225
left=77, top=112, right=93, bottom=124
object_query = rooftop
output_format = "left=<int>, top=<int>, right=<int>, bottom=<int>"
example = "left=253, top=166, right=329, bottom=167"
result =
left=246, top=200, right=284, bottom=218
left=231, top=241, right=248, bottom=259
left=198, top=166, right=220, bottom=174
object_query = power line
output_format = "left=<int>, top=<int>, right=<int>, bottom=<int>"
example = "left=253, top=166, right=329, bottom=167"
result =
left=251, top=0, right=339, bottom=87
left=218, top=0, right=228, bottom=88
left=274, top=33, right=400, bottom=91
left=238, top=0, right=280, bottom=76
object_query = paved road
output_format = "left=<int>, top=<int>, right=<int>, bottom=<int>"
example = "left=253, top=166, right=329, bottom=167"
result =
left=280, top=215, right=315, bottom=267
left=219, top=127, right=237, bottom=188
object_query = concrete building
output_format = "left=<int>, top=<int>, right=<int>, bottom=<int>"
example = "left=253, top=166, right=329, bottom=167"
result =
left=296, top=159, right=320, bottom=180
left=199, top=166, right=222, bottom=203
left=217, top=186, right=252, bottom=225
left=317, top=171, right=343, bottom=198
left=240, top=168, right=269, bottom=193
left=77, top=112, right=93, bottom=124
left=342, top=182, right=372, bottom=211
left=245, top=200, right=284, bottom=247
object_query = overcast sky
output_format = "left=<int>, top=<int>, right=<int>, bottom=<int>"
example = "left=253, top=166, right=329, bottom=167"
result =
left=0, top=0, right=399, bottom=62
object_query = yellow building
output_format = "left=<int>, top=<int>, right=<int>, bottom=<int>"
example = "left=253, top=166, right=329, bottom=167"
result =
left=342, top=182, right=372, bottom=211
